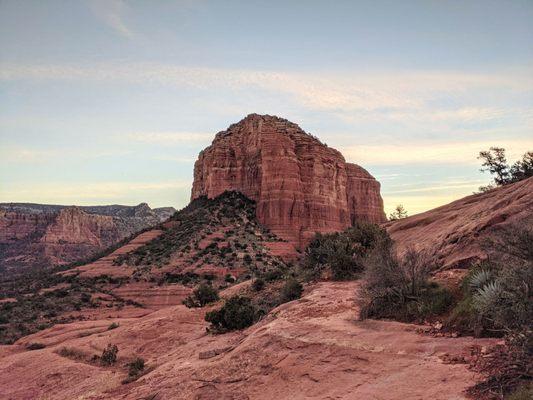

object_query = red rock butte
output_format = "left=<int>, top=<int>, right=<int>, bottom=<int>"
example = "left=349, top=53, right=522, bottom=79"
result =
left=191, top=114, right=386, bottom=248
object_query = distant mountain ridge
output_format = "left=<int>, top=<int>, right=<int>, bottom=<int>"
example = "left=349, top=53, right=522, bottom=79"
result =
left=0, top=202, right=175, bottom=219
left=0, top=202, right=176, bottom=271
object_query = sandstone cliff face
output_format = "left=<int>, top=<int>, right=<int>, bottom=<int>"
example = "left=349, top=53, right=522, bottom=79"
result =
left=191, top=114, right=385, bottom=248
left=0, top=203, right=176, bottom=270
left=386, top=177, right=533, bottom=269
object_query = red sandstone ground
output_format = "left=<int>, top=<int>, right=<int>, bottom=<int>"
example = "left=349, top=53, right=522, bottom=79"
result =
left=387, top=176, right=533, bottom=269
left=1, top=281, right=496, bottom=400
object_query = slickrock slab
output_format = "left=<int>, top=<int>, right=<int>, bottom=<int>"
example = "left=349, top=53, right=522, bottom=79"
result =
left=387, top=176, right=533, bottom=268
left=0, top=281, right=496, bottom=400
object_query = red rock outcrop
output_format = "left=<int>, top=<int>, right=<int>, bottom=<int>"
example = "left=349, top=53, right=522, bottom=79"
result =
left=192, top=114, right=386, bottom=248
left=386, top=176, right=533, bottom=269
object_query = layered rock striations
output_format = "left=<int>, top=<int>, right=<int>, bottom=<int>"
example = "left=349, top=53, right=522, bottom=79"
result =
left=0, top=203, right=175, bottom=270
left=191, top=114, right=386, bottom=248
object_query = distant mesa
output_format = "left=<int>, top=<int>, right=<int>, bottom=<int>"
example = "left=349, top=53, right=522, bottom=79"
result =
left=0, top=202, right=175, bottom=271
left=191, top=114, right=386, bottom=249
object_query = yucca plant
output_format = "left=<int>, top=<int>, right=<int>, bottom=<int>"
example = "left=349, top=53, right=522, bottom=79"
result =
left=473, top=280, right=503, bottom=315
left=468, top=269, right=493, bottom=292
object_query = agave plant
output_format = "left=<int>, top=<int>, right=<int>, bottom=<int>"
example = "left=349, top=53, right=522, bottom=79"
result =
left=473, top=280, right=503, bottom=314
left=468, top=269, right=493, bottom=292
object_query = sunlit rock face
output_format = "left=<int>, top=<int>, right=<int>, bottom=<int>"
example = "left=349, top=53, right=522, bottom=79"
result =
left=386, top=176, right=533, bottom=269
left=191, top=114, right=386, bottom=249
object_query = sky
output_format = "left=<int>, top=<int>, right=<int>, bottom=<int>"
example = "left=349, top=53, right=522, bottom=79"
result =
left=1, top=0, right=532, bottom=215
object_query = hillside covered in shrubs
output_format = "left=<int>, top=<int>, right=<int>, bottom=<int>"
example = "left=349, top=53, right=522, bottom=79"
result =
left=115, top=191, right=290, bottom=282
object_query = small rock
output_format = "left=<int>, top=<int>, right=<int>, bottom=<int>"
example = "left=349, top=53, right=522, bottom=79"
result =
left=199, top=346, right=233, bottom=359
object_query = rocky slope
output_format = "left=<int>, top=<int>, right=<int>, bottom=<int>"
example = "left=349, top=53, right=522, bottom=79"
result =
left=0, top=281, right=496, bottom=400
left=0, top=203, right=175, bottom=271
left=192, top=114, right=386, bottom=248
left=0, top=192, right=293, bottom=344
left=386, top=177, right=533, bottom=269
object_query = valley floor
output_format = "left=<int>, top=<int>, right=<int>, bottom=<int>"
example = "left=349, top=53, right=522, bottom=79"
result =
left=0, top=281, right=496, bottom=400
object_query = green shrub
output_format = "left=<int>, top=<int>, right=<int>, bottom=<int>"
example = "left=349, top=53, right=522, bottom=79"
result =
left=101, top=344, right=118, bottom=366
left=252, top=278, right=265, bottom=291
left=280, top=278, right=303, bottom=303
left=205, top=296, right=257, bottom=332
left=304, top=223, right=389, bottom=280
left=183, top=283, right=219, bottom=308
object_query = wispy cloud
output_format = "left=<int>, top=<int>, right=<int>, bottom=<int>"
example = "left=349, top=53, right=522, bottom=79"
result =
left=126, top=131, right=213, bottom=144
left=0, top=145, right=133, bottom=164
left=383, top=194, right=470, bottom=215
left=0, top=180, right=191, bottom=205
left=87, top=0, right=133, bottom=38
left=383, top=181, right=486, bottom=195
left=342, top=138, right=533, bottom=166
left=2, top=62, right=531, bottom=119
left=0, top=147, right=58, bottom=163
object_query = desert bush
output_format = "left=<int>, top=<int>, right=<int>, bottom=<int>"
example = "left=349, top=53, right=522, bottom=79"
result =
left=304, top=223, right=389, bottom=280
left=224, top=274, right=235, bottom=283
left=469, top=331, right=533, bottom=399
left=450, top=221, right=533, bottom=397
left=473, top=264, right=531, bottom=334
left=26, top=342, right=46, bottom=350
left=107, top=322, right=119, bottom=330
left=279, top=278, right=303, bottom=303
left=58, top=346, right=86, bottom=361
left=359, top=242, right=451, bottom=321
left=262, top=269, right=283, bottom=282
left=205, top=296, right=257, bottom=332
left=183, top=283, right=219, bottom=308
left=128, top=357, right=145, bottom=376
left=252, top=278, right=265, bottom=291
left=507, top=384, right=533, bottom=400
left=447, top=260, right=532, bottom=336
left=484, top=220, right=533, bottom=264
left=80, top=292, right=91, bottom=303
left=101, top=344, right=118, bottom=365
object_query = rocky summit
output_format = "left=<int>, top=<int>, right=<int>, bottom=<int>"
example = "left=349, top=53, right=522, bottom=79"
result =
left=192, top=114, right=386, bottom=249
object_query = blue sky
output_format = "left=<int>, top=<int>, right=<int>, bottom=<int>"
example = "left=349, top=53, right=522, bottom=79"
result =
left=1, top=0, right=532, bottom=215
